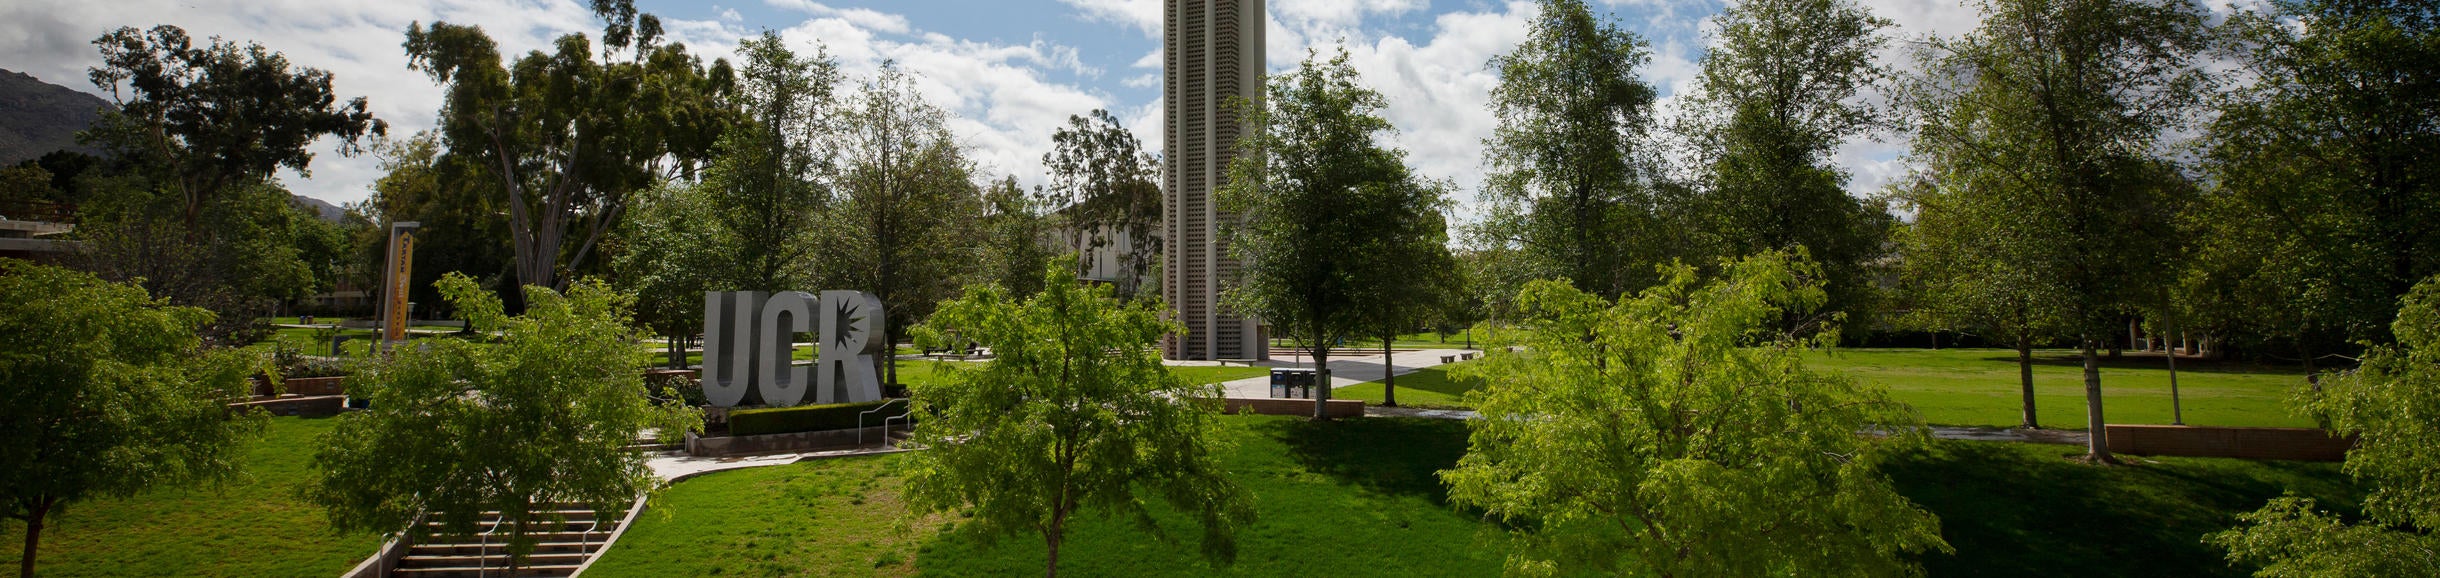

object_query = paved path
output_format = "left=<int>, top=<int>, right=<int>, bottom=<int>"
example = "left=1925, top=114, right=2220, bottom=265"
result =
left=645, top=445, right=911, bottom=482
left=1213, top=348, right=1483, bottom=397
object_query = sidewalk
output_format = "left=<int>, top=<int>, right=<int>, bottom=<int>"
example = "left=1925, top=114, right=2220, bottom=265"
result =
left=1215, top=348, right=1482, bottom=398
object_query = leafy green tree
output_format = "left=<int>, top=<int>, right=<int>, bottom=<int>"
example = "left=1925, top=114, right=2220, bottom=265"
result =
left=2181, top=0, right=2440, bottom=361
left=1685, top=0, right=1896, bottom=339
left=356, top=131, right=516, bottom=317
left=905, top=265, right=1255, bottom=578
left=74, top=178, right=323, bottom=345
left=306, top=272, right=700, bottom=567
left=1441, top=252, right=1948, bottom=576
left=1477, top=0, right=1682, bottom=299
left=1220, top=48, right=1442, bottom=419
left=1896, top=0, right=2208, bottom=459
left=403, top=0, right=733, bottom=292
left=84, top=24, right=385, bottom=230
left=706, top=30, right=838, bottom=292
left=2210, top=274, right=2440, bottom=576
left=612, top=181, right=722, bottom=367
left=1359, top=177, right=1461, bottom=407
left=0, top=261, right=264, bottom=578
left=811, top=63, right=985, bottom=386
left=980, top=176, right=1055, bottom=300
left=1039, top=109, right=1162, bottom=299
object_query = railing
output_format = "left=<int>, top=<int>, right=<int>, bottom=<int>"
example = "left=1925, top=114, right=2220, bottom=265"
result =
left=883, top=411, right=913, bottom=449
left=858, top=398, right=908, bottom=448
left=0, top=199, right=75, bottom=224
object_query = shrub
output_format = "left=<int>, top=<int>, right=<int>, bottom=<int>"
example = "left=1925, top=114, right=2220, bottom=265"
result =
left=728, top=400, right=906, bottom=436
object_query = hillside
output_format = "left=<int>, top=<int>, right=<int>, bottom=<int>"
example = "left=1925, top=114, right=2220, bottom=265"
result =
left=0, top=68, right=109, bottom=165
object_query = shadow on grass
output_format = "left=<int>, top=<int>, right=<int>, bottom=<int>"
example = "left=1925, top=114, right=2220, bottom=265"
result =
left=1258, top=416, right=1472, bottom=505
left=1885, top=440, right=2362, bottom=578
left=1968, top=352, right=2314, bottom=376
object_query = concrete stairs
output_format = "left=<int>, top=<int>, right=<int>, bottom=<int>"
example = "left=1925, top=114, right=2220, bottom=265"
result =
left=390, top=506, right=619, bottom=577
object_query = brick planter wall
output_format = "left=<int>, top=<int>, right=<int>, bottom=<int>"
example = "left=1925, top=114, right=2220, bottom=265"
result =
left=2104, top=424, right=2355, bottom=462
left=1221, top=397, right=1365, bottom=419
left=253, top=376, right=347, bottom=397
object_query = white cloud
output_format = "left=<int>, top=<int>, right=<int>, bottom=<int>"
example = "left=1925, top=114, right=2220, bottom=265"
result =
left=1057, top=0, right=1160, bottom=36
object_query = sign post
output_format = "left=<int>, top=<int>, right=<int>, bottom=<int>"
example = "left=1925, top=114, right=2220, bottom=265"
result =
left=379, top=221, right=420, bottom=351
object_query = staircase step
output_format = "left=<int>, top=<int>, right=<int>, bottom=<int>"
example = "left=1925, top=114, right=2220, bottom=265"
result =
left=409, top=541, right=596, bottom=556
left=391, top=564, right=580, bottom=577
left=399, top=552, right=589, bottom=568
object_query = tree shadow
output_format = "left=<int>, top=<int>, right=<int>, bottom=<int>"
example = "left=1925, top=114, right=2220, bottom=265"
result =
left=1259, top=416, right=1472, bottom=506
left=1974, top=352, right=2314, bottom=376
left=1885, top=440, right=2361, bottom=578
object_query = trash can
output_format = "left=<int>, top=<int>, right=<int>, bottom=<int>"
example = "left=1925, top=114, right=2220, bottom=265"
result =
left=1270, top=368, right=1316, bottom=399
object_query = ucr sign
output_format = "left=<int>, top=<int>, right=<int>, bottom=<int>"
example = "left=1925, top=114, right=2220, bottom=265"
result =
left=701, top=291, right=888, bottom=408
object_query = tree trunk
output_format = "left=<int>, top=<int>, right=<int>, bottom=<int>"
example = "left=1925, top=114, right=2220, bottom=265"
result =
left=1044, top=527, right=1062, bottom=578
left=2082, top=339, right=2113, bottom=463
left=1312, top=343, right=1333, bottom=420
left=2167, top=344, right=2183, bottom=425
left=19, top=498, right=49, bottom=578
left=2018, top=334, right=2038, bottom=429
left=1381, top=337, right=1397, bottom=408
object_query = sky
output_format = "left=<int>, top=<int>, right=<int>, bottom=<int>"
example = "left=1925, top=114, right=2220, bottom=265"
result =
left=0, top=0, right=2003, bottom=221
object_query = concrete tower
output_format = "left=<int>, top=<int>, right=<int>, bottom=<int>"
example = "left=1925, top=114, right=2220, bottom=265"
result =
left=1163, top=0, right=1267, bottom=360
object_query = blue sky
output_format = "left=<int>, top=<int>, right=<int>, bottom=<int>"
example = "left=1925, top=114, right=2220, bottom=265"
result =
left=0, top=0, right=1986, bottom=217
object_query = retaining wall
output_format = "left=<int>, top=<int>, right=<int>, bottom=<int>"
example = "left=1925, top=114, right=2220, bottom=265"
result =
left=2104, top=424, right=2355, bottom=462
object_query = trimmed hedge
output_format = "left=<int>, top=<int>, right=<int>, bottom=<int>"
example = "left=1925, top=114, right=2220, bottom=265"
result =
left=728, top=400, right=908, bottom=436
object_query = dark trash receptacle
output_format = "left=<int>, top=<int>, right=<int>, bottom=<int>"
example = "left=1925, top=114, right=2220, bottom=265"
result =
left=1270, top=368, right=1317, bottom=399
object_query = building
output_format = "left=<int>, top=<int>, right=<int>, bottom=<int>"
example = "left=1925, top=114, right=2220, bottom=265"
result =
left=0, top=200, right=77, bottom=262
left=1163, top=0, right=1268, bottom=360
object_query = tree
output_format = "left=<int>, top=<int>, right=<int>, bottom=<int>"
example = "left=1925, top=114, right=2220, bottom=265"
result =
left=306, top=272, right=700, bottom=567
left=1441, top=252, right=1948, bottom=576
left=2180, top=0, right=2440, bottom=360
left=1684, top=0, right=1896, bottom=338
left=84, top=25, right=386, bottom=230
left=2210, top=274, right=2440, bottom=576
left=810, top=63, right=985, bottom=387
left=705, top=30, right=838, bottom=293
left=403, top=0, right=733, bottom=292
left=1039, top=109, right=1162, bottom=299
left=73, top=178, right=325, bottom=346
left=1477, top=0, right=1682, bottom=299
left=1220, top=48, right=1441, bottom=419
left=0, top=261, right=263, bottom=578
left=1896, top=0, right=2208, bottom=460
left=904, top=265, right=1255, bottom=578
left=980, top=176, right=1055, bottom=300
left=356, top=131, right=516, bottom=317
left=612, top=181, right=722, bottom=367
left=1360, top=178, right=1461, bottom=408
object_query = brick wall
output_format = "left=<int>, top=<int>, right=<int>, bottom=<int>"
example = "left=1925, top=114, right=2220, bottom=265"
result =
left=1221, top=397, right=1364, bottom=419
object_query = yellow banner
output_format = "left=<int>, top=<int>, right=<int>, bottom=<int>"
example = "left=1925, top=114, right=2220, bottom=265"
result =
left=384, top=230, right=416, bottom=343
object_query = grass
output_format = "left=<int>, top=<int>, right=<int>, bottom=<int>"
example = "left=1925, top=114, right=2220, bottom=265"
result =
left=588, top=415, right=1514, bottom=577
left=1806, top=348, right=2312, bottom=428
left=1335, top=363, right=1485, bottom=410
left=0, top=416, right=382, bottom=577
left=1334, top=348, right=2314, bottom=428
left=590, top=414, right=2357, bottom=576
left=1887, top=440, right=2360, bottom=577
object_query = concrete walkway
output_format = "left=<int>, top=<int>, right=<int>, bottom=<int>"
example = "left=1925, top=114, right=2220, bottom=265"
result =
left=1213, top=348, right=1482, bottom=397
left=645, top=445, right=911, bottom=483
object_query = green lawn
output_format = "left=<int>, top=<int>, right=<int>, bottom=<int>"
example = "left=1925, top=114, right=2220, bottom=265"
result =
left=0, top=417, right=382, bottom=577
left=1807, top=348, right=2312, bottom=428
left=1335, top=348, right=2314, bottom=428
left=1335, top=363, right=1485, bottom=409
left=590, top=414, right=2357, bottom=576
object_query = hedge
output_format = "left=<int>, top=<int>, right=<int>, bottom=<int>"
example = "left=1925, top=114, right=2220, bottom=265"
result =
left=728, top=400, right=908, bottom=436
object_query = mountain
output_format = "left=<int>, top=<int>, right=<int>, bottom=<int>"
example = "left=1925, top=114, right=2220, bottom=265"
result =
left=291, top=194, right=348, bottom=223
left=0, top=68, right=110, bottom=165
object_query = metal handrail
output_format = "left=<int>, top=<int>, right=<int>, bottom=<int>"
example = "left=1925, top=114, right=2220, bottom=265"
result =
left=883, top=411, right=911, bottom=449
left=858, top=398, right=908, bottom=447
